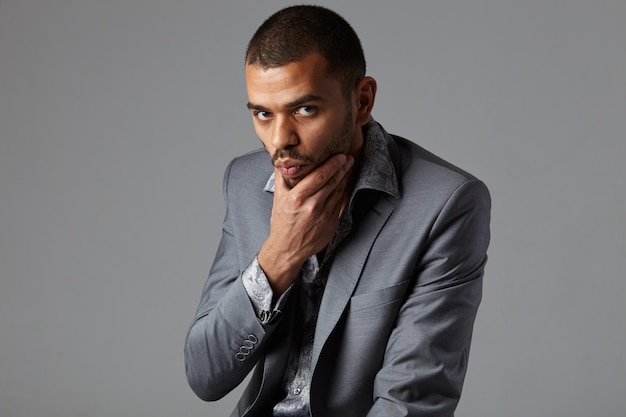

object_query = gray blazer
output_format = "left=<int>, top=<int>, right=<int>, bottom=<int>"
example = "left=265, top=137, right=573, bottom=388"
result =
left=185, top=123, right=491, bottom=417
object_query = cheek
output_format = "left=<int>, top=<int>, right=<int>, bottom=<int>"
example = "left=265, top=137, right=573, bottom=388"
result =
left=252, top=123, right=272, bottom=151
left=306, top=116, right=345, bottom=148
left=301, top=128, right=332, bottom=156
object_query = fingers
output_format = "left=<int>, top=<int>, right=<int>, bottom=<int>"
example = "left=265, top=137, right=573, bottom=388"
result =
left=264, top=153, right=354, bottom=281
left=272, top=165, right=289, bottom=192
left=297, top=154, right=354, bottom=196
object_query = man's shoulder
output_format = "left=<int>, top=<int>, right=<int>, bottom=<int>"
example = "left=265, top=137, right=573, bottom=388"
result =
left=230, top=147, right=271, bottom=167
left=388, top=134, right=482, bottom=191
left=378, top=131, right=489, bottom=212
left=381, top=133, right=490, bottom=225
left=369, top=120, right=479, bottom=188
left=224, top=148, right=272, bottom=186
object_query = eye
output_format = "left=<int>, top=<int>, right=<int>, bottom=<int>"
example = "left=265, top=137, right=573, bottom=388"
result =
left=254, top=111, right=273, bottom=121
left=296, top=106, right=317, bottom=117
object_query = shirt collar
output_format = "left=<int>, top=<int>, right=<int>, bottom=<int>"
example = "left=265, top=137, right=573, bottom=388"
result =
left=263, top=117, right=399, bottom=199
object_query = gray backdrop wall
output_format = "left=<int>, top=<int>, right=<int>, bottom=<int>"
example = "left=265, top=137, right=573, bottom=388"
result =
left=1, top=1, right=624, bottom=416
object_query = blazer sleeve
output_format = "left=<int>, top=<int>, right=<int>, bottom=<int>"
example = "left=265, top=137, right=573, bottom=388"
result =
left=184, top=159, right=283, bottom=402
left=367, top=178, right=491, bottom=417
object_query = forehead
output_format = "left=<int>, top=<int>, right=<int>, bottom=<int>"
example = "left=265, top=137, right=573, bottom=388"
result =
left=245, top=54, right=344, bottom=108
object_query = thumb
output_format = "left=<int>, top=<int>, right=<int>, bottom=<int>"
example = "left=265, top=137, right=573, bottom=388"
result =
left=273, top=168, right=289, bottom=194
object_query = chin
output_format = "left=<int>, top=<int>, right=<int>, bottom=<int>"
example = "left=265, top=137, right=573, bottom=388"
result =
left=283, top=177, right=299, bottom=189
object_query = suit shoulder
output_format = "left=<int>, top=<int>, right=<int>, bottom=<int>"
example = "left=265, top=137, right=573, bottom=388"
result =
left=223, top=148, right=272, bottom=188
left=389, top=134, right=487, bottom=194
left=229, top=148, right=270, bottom=169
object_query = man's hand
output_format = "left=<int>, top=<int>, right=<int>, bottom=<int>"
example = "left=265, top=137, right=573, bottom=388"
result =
left=257, top=153, right=355, bottom=295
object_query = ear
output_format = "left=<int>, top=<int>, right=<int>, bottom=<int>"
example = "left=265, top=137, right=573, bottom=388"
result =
left=354, top=76, right=377, bottom=125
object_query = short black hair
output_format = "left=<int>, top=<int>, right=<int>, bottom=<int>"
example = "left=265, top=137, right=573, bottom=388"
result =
left=246, top=5, right=366, bottom=93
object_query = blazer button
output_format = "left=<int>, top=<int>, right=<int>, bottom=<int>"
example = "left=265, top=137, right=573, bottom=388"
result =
left=294, top=387, right=302, bottom=395
left=235, top=334, right=259, bottom=361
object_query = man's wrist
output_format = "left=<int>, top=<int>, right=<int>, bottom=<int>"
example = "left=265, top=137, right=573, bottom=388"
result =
left=257, top=244, right=302, bottom=295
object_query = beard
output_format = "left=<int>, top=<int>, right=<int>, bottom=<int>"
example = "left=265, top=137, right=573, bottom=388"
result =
left=271, top=107, right=354, bottom=188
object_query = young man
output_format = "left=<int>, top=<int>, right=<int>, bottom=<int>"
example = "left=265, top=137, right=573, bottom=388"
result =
left=185, top=5, right=490, bottom=417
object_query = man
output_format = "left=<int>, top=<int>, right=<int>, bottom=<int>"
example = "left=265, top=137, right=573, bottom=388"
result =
left=185, top=5, right=490, bottom=417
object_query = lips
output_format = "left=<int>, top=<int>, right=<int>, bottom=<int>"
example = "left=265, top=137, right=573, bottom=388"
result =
left=279, top=165, right=301, bottom=177
left=275, top=160, right=310, bottom=180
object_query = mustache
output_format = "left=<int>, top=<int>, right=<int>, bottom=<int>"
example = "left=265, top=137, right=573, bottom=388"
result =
left=271, top=149, right=314, bottom=166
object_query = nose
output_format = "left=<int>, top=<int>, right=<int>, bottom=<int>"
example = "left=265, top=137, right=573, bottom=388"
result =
left=271, top=115, right=299, bottom=150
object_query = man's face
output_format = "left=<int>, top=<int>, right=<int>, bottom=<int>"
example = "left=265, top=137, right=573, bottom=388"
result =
left=245, top=53, right=359, bottom=188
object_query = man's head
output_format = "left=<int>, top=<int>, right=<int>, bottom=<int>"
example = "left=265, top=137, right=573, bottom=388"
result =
left=245, top=6, right=376, bottom=188
left=246, top=5, right=366, bottom=97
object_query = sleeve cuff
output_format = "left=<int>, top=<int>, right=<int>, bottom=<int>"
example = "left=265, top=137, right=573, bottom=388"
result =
left=242, top=256, right=292, bottom=324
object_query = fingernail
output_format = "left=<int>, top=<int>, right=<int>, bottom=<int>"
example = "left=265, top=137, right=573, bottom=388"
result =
left=337, top=153, right=347, bottom=164
left=346, top=155, right=354, bottom=168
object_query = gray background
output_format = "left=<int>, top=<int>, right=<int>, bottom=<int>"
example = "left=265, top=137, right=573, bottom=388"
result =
left=1, top=1, right=624, bottom=416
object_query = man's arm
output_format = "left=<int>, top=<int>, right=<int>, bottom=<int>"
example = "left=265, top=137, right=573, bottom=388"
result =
left=184, top=161, right=271, bottom=400
left=184, top=153, right=354, bottom=401
left=368, top=179, right=491, bottom=417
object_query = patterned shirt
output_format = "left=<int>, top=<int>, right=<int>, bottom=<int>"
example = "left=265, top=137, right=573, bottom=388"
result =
left=242, top=118, right=399, bottom=416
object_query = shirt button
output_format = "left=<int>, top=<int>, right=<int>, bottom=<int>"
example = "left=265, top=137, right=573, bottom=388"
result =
left=294, top=387, right=302, bottom=395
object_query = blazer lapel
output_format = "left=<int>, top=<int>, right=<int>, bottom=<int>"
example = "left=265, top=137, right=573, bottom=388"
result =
left=310, top=195, right=396, bottom=371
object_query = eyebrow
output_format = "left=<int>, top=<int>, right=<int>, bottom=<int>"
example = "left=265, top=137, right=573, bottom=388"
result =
left=247, top=94, right=325, bottom=112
